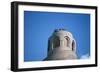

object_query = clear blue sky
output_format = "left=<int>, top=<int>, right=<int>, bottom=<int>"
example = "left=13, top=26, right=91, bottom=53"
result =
left=24, top=11, right=90, bottom=62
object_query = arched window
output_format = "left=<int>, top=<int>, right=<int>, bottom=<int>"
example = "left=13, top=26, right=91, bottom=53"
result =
left=65, top=36, right=70, bottom=47
left=72, top=40, right=76, bottom=51
left=53, top=36, right=60, bottom=48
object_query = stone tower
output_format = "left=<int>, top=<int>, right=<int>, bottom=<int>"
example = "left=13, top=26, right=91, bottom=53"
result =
left=44, top=29, right=77, bottom=60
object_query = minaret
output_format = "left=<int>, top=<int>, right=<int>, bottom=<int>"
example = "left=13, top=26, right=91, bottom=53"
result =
left=44, top=29, right=77, bottom=60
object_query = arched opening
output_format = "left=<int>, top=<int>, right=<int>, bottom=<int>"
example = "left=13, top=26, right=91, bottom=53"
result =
left=72, top=40, right=75, bottom=51
left=65, top=36, right=70, bottom=47
left=53, top=36, right=60, bottom=48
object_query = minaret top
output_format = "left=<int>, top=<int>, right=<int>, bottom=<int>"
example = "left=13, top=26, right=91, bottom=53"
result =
left=49, top=28, right=76, bottom=51
left=53, top=28, right=73, bottom=39
left=44, top=29, right=77, bottom=60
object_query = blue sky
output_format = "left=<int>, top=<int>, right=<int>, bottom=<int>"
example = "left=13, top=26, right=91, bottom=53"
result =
left=24, top=11, right=90, bottom=62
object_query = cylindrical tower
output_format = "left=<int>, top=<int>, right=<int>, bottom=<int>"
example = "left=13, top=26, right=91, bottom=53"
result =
left=44, top=29, right=77, bottom=60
